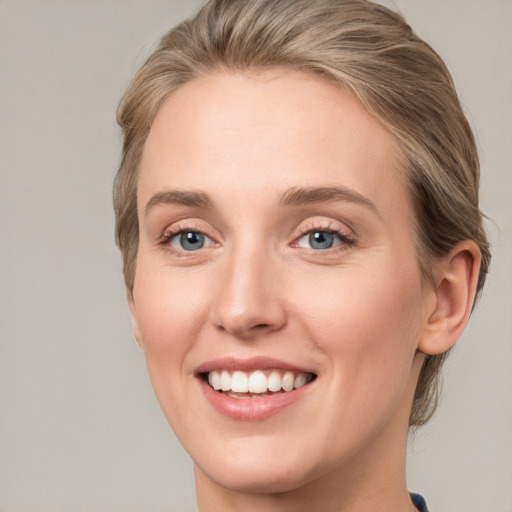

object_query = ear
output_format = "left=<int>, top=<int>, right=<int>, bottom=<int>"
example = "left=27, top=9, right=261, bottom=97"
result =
left=418, top=240, right=481, bottom=356
left=127, top=290, right=144, bottom=350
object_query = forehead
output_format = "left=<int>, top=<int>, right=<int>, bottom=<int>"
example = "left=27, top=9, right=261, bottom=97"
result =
left=139, top=70, right=409, bottom=219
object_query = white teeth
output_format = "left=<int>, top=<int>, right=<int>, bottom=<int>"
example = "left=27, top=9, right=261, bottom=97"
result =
left=220, top=370, right=231, bottom=392
left=294, top=373, right=308, bottom=389
left=208, top=371, right=221, bottom=390
left=206, top=369, right=313, bottom=395
left=248, top=370, right=267, bottom=393
left=282, top=371, right=294, bottom=392
left=267, top=370, right=282, bottom=392
left=231, top=371, right=249, bottom=392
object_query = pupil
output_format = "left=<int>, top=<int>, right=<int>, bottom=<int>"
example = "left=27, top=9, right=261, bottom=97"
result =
left=180, top=232, right=204, bottom=250
left=310, top=231, right=333, bottom=249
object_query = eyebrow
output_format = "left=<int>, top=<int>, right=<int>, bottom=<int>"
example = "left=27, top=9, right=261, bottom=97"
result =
left=280, top=186, right=378, bottom=214
left=144, top=185, right=378, bottom=216
left=145, top=190, right=213, bottom=214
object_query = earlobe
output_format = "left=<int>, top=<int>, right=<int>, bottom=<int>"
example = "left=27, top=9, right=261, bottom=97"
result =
left=127, top=290, right=144, bottom=349
left=418, top=241, right=481, bottom=356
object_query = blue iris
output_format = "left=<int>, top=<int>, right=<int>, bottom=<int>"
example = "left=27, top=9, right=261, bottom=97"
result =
left=180, top=231, right=205, bottom=250
left=309, top=231, right=334, bottom=249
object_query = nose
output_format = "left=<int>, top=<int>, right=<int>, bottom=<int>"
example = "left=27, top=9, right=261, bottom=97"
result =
left=210, top=246, right=287, bottom=340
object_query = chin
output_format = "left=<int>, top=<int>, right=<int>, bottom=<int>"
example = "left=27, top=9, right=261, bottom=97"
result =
left=192, top=433, right=331, bottom=495
left=200, top=457, right=318, bottom=495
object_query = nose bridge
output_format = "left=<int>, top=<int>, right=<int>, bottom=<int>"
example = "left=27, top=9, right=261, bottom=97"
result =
left=212, top=236, right=285, bottom=339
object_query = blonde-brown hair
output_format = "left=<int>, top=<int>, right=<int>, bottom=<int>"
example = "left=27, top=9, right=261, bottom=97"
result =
left=114, top=0, right=490, bottom=426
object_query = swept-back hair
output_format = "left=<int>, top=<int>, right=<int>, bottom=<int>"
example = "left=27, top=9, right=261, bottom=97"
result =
left=114, top=0, right=490, bottom=426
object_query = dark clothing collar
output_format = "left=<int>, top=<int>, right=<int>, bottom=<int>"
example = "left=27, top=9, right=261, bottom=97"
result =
left=411, top=493, right=429, bottom=512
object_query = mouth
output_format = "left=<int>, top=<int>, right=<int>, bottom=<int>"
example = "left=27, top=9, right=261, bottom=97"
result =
left=201, top=369, right=316, bottom=399
left=195, top=357, right=317, bottom=419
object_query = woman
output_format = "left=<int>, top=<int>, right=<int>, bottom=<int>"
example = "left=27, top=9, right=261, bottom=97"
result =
left=113, top=0, right=490, bottom=510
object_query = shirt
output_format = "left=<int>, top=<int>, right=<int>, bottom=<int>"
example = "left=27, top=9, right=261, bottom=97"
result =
left=411, top=493, right=429, bottom=512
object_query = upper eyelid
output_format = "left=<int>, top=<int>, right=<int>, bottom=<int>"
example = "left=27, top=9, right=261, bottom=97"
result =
left=293, top=218, right=354, bottom=238
left=161, top=220, right=216, bottom=238
left=159, top=225, right=218, bottom=254
left=157, top=216, right=356, bottom=244
left=293, top=229, right=355, bottom=248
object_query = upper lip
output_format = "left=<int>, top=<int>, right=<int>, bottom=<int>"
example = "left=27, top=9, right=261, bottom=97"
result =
left=195, top=356, right=315, bottom=375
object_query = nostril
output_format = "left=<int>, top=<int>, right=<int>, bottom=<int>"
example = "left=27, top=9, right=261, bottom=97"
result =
left=215, top=320, right=284, bottom=340
left=212, top=293, right=287, bottom=338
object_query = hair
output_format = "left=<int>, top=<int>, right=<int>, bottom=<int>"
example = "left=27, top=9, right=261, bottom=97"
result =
left=113, top=0, right=490, bottom=427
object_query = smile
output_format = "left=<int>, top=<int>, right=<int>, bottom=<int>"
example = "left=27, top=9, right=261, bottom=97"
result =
left=196, top=358, right=317, bottom=419
left=206, top=369, right=315, bottom=398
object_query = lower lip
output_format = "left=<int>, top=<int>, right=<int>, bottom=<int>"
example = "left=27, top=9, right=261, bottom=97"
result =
left=198, top=378, right=313, bottom=420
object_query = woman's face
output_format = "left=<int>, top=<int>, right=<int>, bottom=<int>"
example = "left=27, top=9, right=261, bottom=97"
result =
left=130, top=70, right=430, bottom=493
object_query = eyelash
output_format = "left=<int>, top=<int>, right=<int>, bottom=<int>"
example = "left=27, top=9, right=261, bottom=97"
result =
left=158, top=221, right=356, bottom=254
left=291, top=221, right=356, bottom=252
left=158, top=222, right=217, bottom=254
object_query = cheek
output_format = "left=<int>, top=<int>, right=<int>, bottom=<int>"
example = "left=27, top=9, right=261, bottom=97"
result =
left=133, top=262, right=209, bottom=354
left=131, top=264, right=211, bottom=432
left=285, top=262, right=424, bottom=456
left=131, top=263, right=215, bottom=423
left=289, top=257, right=424, bottom=386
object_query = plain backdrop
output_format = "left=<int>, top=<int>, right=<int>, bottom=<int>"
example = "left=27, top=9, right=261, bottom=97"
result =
left=1, top=1, right=510, bottom=511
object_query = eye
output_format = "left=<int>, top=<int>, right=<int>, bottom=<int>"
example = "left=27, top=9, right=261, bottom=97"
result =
left=170, top=231, right=213, bottom=251
left=297, top=230, right=345, bottom=250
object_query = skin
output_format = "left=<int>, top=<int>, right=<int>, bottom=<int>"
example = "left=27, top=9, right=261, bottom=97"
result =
left=129, top=70, right=480, bottom=511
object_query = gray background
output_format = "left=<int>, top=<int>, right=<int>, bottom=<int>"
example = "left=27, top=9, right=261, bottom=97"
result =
left=1, top=1, right=510, bottom=511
